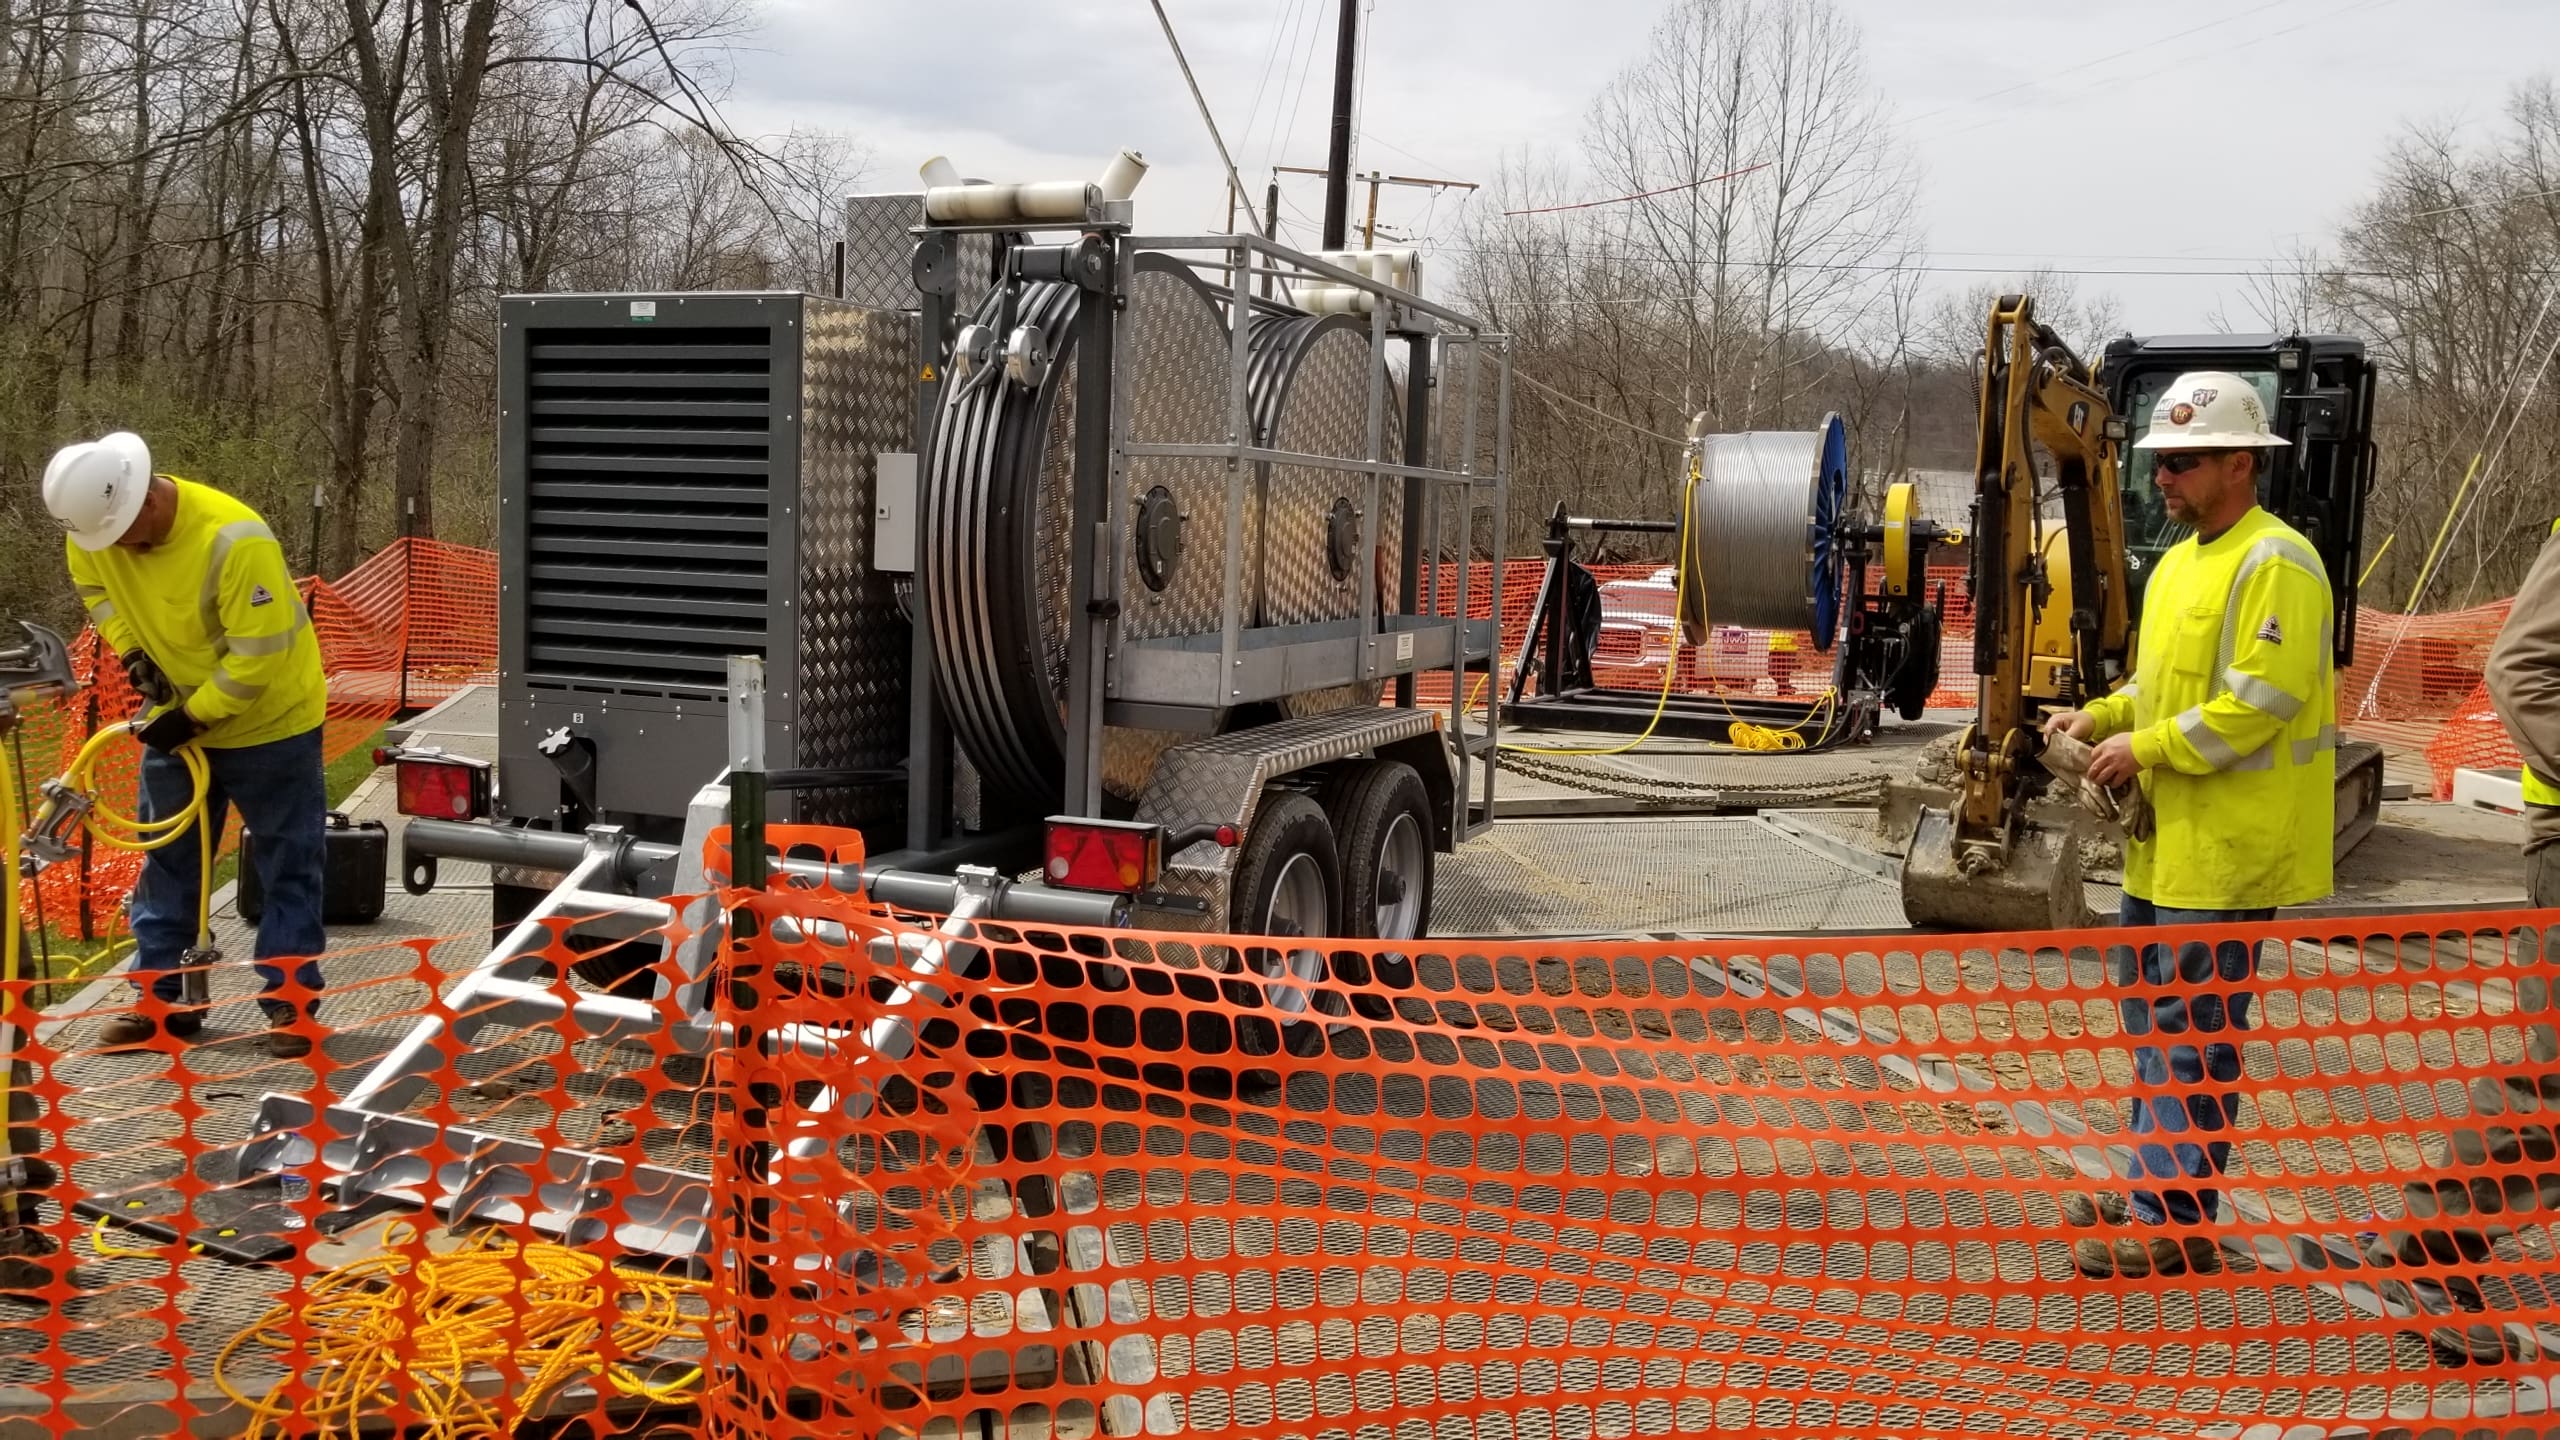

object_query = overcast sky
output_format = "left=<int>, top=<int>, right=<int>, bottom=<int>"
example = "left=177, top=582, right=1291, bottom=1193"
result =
left=728, top=0, right=2560, bottom=339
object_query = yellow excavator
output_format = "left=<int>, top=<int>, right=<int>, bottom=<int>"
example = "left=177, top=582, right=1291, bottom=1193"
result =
left=1900, top=295, right=2385, bottom=929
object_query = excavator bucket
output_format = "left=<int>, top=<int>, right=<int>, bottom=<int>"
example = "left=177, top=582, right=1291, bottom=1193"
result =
left=1899, top=805, right=2091, bottom=932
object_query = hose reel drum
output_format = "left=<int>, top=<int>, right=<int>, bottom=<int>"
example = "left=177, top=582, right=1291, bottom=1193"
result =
left=924, top=254, right=1419, bottom=813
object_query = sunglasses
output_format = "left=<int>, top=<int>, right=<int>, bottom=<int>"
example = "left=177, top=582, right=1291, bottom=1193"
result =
left=2154, top=451, right=2231, bottom=475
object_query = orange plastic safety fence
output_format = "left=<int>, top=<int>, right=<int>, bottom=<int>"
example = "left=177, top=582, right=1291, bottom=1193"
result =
left=11, top=537, right=498, bottom=940
left=1418, top=558, right=1980, bottom=714
left=1415, top=552, right=2522, bottom=762
left=3, top=898, right=2560, bottom=1436
left=709, top=896, right=2560, bottom=1440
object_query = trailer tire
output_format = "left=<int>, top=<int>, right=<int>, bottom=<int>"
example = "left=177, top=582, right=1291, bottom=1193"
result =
left=1324, top=761, right=1434, bottom=940
left=1230, top=792, right=1340, bottom=939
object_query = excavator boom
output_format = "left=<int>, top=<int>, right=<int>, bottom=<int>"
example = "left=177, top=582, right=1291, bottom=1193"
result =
left=1901, top=295, right=2130, bottom=930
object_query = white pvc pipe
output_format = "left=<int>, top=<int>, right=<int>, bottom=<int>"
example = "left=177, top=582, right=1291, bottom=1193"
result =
left=923, top=180, right=1100, bottom=224
left=1098, top=149, right=1149, bottom=202
left=918, top=155, right=964, bottom=190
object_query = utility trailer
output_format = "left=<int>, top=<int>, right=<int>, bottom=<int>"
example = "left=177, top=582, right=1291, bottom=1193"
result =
left=399, top=173, right=1510, bottom=950
left=255, top=170, right=1516, bottom=1256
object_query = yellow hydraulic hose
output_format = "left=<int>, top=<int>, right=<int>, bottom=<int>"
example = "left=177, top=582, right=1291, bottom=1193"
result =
left=45, top=719, right=218, bottom=974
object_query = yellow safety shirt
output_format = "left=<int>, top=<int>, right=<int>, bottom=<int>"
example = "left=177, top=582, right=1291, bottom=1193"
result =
left=2085, top=505, right=2337, bottom=909
left=2523, top=517, right=2560, bottom=809
left=64, top=476, right=326, bottom=749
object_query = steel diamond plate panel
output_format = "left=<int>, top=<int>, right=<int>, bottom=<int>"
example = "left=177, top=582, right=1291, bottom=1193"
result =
left=1260, top=322, right=1406, bottom=629
left=795, top=298, right=915, bottom=830
left=840, top=194, right=922, bottom=311
left=1131, top=708, right=1440, bottom=930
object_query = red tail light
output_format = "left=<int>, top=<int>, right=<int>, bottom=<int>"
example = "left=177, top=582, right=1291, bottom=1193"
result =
left=392, top=753, right=491, bottom=820
left=1042, top=817, right=1163, bottom=894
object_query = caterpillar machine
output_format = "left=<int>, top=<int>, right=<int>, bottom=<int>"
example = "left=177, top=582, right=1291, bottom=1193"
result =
left=1899, top=296, right=2383, bottom=930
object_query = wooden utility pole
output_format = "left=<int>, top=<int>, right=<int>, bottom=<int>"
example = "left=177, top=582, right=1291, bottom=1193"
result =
left=1320, top=0, right=1358, bottom=249
left=1276, top=166, right=1480, bottom=249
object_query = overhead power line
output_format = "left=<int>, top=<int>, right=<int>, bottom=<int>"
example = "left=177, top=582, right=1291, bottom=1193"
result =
left=1514, top=372, right=1686, bottom=446
left=1424, top=242, right=2455, bottom=281
left=1899, top=0, right=2300, bottom=130
left=1502, top=162, right=1769, bottom=218
left=2410, top=183, right=2560, bottom=219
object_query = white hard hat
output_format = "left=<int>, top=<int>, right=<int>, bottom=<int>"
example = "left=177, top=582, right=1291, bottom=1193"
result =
left=2131, top=371, right=2291, bottom=451
left=41, top=432, right=152, bottom=549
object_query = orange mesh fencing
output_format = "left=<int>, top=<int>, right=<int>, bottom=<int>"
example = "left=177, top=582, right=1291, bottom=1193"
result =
left=711, top=894, right=2560, bottom=1439
left=6, top=896, right=2560, bottom=1436
left=1421, top=549, right=2526, bottom=775
left=1415, top=560, right=1978, bottom=714
left=10, top=537, right=498, bottom=943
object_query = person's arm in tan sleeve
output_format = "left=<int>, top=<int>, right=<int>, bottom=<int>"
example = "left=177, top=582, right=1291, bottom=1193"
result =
left=2488, top=535, right=2560, bottom=787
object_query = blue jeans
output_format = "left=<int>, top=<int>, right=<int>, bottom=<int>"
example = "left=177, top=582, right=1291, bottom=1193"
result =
left=2113, top=895, right=2273, bottom=1226
left=131, top=727, right=327, bottom=1010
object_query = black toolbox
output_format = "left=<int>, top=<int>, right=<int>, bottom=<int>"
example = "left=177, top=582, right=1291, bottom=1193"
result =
left=239, top=812, right=389, bottom=925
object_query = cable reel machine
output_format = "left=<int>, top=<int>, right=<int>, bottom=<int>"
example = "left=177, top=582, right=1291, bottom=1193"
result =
left=904, top=167, right=1511, bottom=938
left=1508, top=413, right=1959, bottom=746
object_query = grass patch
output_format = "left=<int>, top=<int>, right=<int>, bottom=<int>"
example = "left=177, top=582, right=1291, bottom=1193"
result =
left=17, top=723, right=387, bottom=1003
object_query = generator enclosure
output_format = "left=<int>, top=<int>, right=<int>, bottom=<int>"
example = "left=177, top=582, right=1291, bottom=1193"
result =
left=495, top=291, right=913, bottom=834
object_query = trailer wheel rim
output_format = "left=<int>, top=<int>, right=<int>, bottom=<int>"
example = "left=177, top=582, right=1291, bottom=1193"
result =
left=1373, top=810, right=1428, bottom=939
left=1267, top=850, right=1332, bottom=939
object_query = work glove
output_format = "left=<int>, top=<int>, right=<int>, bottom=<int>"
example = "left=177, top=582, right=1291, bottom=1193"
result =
left=2036, top=729, right=2155, bottom=842
left=119, top=649, right=174, bottom=708
left=135, top=704, right=202, bottom=755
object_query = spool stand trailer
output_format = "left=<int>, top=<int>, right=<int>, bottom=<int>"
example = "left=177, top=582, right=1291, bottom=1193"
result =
left=1505, top=417, right=1954, bottom=747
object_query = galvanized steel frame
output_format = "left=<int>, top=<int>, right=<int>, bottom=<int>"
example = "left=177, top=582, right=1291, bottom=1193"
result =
left=1096, top=233, right=1511, bottom=831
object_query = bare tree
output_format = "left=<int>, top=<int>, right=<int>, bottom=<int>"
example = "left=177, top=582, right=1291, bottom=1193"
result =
left=2324, top=82, right=2560, bottom=610
left=0, top=0, right=870, bottom=628
left=1447, top=0, right=1919, bottom=553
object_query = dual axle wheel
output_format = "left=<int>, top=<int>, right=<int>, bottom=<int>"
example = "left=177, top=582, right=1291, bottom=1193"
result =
left=1228, top=759, right=1436, bottom=942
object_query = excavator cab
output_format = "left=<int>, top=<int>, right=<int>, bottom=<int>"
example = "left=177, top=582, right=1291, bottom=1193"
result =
left=2097, top=334, right=2378, bottom=664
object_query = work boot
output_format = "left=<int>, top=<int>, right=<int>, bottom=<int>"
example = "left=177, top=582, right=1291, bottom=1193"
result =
left=95, top=1006, right=201, bottom=1050
left=257, top=1001, right=313, bottom=1061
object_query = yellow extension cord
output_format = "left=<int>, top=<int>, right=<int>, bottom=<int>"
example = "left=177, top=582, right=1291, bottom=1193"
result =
left=4, top=727, right=704, bottom=1436
left=1483, top=461, right=1843, bottom=757
left=209, top=1224, right=707, bottom=1437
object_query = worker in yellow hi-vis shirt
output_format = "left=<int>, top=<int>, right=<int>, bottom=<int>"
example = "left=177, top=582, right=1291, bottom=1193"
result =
left=44, top=432, right=323, bottom=1060
left=2043, top=371, right=2336, bottom=1274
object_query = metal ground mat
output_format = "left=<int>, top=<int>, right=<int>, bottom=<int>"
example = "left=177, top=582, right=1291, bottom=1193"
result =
left=1434, top=809, right=2125, bottom=937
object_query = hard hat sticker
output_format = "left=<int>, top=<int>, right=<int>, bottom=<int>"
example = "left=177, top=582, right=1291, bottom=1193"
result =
left=2169, top=402, right=2195, bottom=426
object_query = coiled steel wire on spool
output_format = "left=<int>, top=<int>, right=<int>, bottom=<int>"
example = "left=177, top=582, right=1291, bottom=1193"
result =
left=1676, top=412, right=1850, bottom=650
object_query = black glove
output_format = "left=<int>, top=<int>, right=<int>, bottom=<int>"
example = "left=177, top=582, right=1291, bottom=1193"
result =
left=119, top=649, right=174, bottom=708
left=135, top=705, right=201, bottom=755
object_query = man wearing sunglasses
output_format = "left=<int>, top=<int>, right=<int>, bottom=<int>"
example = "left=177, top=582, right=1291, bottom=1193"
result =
left=2042, top=370, right=2336, bottom=1275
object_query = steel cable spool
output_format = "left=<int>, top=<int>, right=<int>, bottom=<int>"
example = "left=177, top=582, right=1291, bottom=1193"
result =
left=1677, top=412, right=1850, bottom=651
left=925, top=256, right=1240, bottom=809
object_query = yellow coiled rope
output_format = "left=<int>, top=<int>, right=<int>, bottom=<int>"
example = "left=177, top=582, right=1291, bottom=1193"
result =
left=210, top=1226, right=707, bottom=1437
